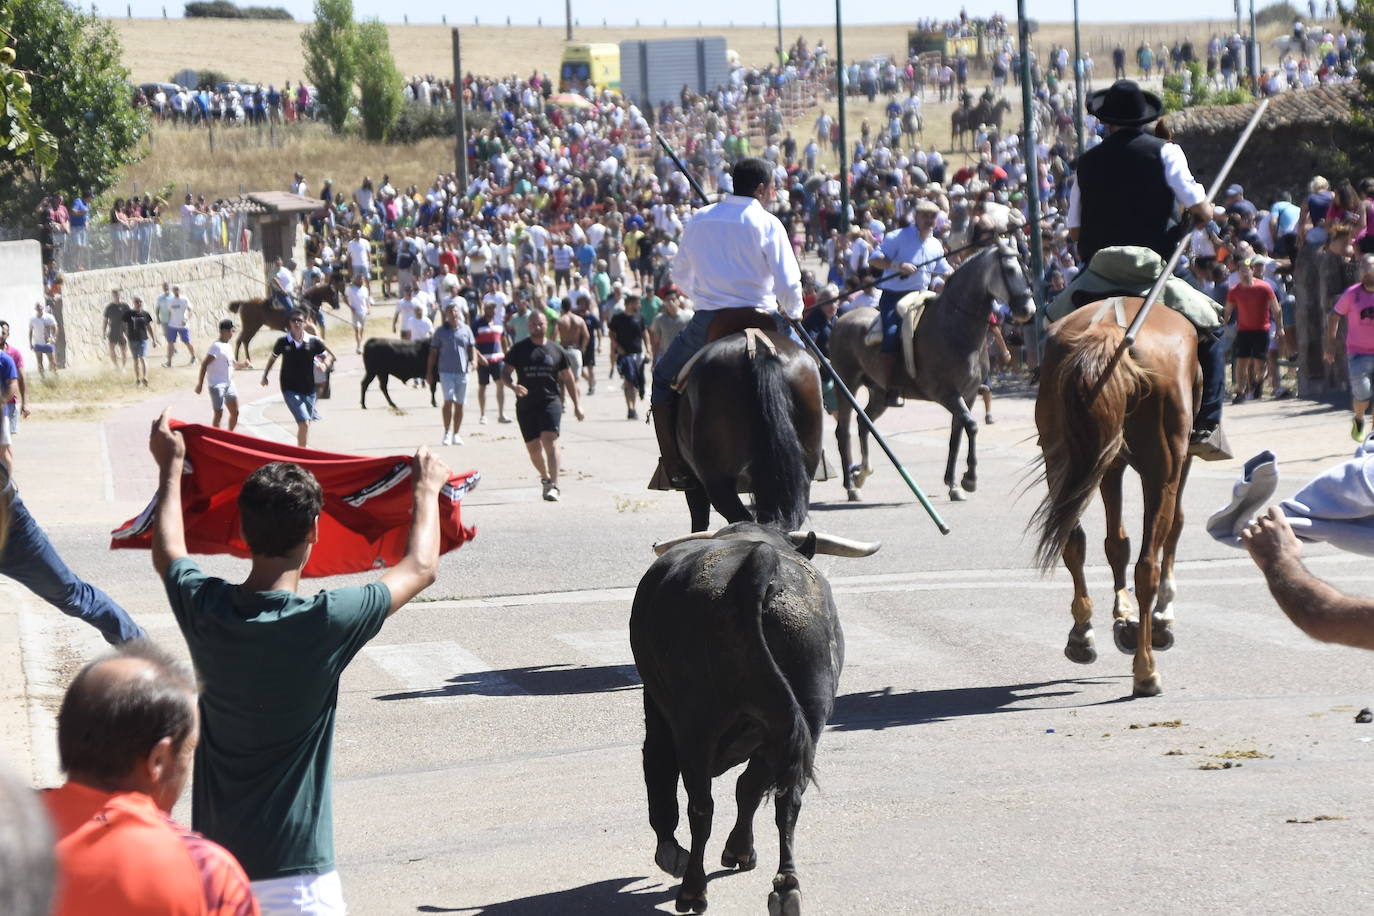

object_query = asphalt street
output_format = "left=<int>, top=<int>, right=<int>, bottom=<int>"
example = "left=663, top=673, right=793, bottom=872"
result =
left=5, top=339, right=1374, bottom=915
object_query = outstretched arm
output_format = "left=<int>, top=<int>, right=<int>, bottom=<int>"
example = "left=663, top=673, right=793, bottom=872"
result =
left=149, top=409, right=188, bottom=576
left=378, top=448, right=450, bottom=616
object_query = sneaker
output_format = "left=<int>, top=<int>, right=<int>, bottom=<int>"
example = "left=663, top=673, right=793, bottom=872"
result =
left=479, top=415, right=487, bottom=425
left=544, top=484, right=561, bottom=502
left=451, top=433, right=463, bottom=445
left=498, top=415, right=512, bottom=424
left=355, top=347, right=362, bottom=354
left=984, top=413, right=995, bottom=424
left=627, top=408, right=637, bottom=420
left=1353, top=417, right=1366, bottom=443
left=442, top=432, right=452, bottom=446
left=540, top=477, right=551, bottom=498
left=1273, top=387, right=1293, bottom=400
left=1232, top=391, right=1246, bottom=406
left=187, top=357, right=197, bottom=367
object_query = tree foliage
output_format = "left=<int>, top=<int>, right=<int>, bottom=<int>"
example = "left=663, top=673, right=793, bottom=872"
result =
left=301, top=0, right=356, bottom=133
left=1255, top=1, right=1301, bottom=27
left=354, top=19, right=403, bottom=141
left=2, top=0, right=145, bottom=224
left=185, top=1, right=293, bottom=19
left=1161, top=62, right=1253, bottom=113
left=0, top=6, right=57, bottom=174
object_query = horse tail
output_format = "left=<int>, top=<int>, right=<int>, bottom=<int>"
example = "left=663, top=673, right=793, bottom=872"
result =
left=228, top=300, right=242, bottom=314
left=749, top=347, right=810, bottom=531
left=1031, top=322, right=1151, bottom=572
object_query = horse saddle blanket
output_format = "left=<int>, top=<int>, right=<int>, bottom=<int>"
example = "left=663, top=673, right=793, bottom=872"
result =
left=865, top=290, right=936, bottom=378
left=672, top=326, right=777, bottom=393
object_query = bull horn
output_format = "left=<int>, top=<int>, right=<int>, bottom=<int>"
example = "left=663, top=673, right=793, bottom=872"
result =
left=652, top=530, right=719, bottom=556
left=789, top=532, right=882, bottom=557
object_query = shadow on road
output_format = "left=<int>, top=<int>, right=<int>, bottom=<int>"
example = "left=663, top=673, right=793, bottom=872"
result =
left=829, top=676, right=1126, bottom=730
left=416, top=876, right=674, bottom=914
left=374, top=663, right=641, bottom=701
left=808, top=500, right=910, bottom=512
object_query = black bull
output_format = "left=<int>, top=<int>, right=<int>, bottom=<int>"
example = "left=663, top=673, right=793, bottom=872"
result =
left=359, top=337, right=437, bottom=409
left=630, top=522, right=879, bottom=915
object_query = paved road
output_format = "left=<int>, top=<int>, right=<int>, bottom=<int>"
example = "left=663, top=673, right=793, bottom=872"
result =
left=6, top=341, right=1374, bottom=915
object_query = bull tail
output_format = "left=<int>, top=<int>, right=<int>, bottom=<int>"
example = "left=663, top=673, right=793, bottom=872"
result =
left=749, top=348, right=809, bottom=531
left=1031, top=322, right=1151, bottom=571
left=729, top=542, right=817, bottom=796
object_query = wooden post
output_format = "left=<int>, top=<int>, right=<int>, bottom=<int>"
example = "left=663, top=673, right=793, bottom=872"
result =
left=452, top=28, right=468, bottom=188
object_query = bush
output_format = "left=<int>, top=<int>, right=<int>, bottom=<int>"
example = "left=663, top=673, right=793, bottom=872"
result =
left=389, top=102, right=493, bottom=144
left=184, top=1, right=292, bottom=20
left=171, top=68, right=234, bottom=89
left=1255, top=1, right=1301, bottom=27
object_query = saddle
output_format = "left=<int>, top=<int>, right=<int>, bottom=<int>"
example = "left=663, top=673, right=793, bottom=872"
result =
left=864, top=290, right=936, bottom=378
left=671, top=322, right=779, bottom=393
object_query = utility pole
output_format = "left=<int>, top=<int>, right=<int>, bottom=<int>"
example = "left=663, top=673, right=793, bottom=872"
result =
left=566, top=0, right=573, bottom=40
left=452, top=29, right=468, bottom=187
left=776, top=0, right=784, bottom=66
left=1249, top=0, right=1260, bottom=94
left=1018, top=0, right=1044, bottom=363
left=1072, top=0, right=1084, bottom=157
left=835, top=0, right=849, bottom=232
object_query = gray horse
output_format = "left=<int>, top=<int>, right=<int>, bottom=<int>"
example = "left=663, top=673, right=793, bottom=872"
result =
left=828, top=238, right=1036, bottom=502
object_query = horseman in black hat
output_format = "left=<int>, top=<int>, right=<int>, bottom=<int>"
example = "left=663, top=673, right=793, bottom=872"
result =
left=1067, top=79, right=1228, bottom=455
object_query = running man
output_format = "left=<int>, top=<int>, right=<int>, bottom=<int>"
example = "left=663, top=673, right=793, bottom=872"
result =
left=502, top=310, right=584, bottom=501
left=196, top=318, right=251, bottom=430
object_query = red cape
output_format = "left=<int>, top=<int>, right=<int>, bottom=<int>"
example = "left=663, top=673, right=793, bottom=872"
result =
left=111, top=422, right=478, bottom=578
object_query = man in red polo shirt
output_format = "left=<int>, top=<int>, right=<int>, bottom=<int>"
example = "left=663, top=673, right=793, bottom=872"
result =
left=43, top=641, right=257, bottom=916
left=1224, top=256, right=1283, bottom=404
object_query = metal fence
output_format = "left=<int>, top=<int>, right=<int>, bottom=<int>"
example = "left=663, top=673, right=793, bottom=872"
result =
left=45, top=214, right=255, bottom=275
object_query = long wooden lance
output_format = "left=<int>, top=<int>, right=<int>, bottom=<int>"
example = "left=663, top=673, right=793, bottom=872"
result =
left=655, top=133, right=950, bottom=535
left=1122, top=97, right=1270, bottom=347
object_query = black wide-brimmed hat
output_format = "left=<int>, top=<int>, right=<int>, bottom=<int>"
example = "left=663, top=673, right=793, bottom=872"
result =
left=1087, top=80, right=1163, bottom=127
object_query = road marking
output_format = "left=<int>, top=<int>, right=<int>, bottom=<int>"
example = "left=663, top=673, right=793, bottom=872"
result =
left=97, top=422, right=115, bottom=502
left=363, top=641, right=525, bottom=702
left=233, top=391, right=294, bottom=444
left=17, top=605, right=62, bottom=785
left=555, top=630, right=634, bottom=667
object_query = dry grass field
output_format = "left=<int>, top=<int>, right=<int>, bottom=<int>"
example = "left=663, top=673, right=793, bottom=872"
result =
left=110, top=18, right=1287, bottom=87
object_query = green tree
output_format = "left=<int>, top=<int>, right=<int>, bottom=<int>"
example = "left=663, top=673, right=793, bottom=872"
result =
left=354, top=19, right=403, bottom=141
left=301, top=0, right=356, bottom=133
left=1, top=0, right=144, bottom=222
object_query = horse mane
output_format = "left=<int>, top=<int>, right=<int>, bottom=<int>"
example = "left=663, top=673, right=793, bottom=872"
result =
left=1030, top=320, right=1153, bottom=572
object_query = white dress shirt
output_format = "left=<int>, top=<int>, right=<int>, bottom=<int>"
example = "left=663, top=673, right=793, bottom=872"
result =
left=673, top=196, right=803, bottom=319
left=1066, top=142, right=1207, bottom=229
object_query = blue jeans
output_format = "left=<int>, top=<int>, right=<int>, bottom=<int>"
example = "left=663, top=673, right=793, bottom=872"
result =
left=878, top=289, right=908, bottom=353
left=1, top=481, right=145, bottom=644
left=650, top=310, right=799, bottom=406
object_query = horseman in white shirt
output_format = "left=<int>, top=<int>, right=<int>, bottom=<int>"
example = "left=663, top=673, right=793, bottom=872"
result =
left=650, top=158, right=805, bottom=485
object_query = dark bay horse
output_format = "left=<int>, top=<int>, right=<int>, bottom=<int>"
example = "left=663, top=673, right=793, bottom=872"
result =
left=673, top=322, right=824, bottom=532
left=229, top=284, right=339, bottom=362
left=1031, top=296, right=1197, bottom=698
left=828, top=238, right=1035, bottom=502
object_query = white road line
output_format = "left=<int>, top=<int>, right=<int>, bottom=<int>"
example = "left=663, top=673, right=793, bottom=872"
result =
left=555, top=630, right=634, bottom=668
left=97, top=422, right=114, bottom=502
left=363, top=641, right=525, bottom=702
left=233, top=391, right=294, bottom=444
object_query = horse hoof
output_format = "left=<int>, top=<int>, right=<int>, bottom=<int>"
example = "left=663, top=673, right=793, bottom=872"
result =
left=960, top=475, right=977, bottom=494
left=948, top=487, right=966, bottom=502
left=656, top=840, right=689, bottom=879
left=768, top=875, right=801, bottom=916
left=1151, top=625, right=1175, bottom=652
left=722, top=846, right=757, bottom=871
left=846, top=488, right=862, bottom=502
left=1113, top=618, right=1138, bottom=654
left=676, top=890, right=708, bottom=914
left=1133, top=674, right=1163, bottom=698
left=1064, top=641, right=1097, bottom=665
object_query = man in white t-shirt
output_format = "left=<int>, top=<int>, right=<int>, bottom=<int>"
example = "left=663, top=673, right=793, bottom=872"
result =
left=271, top=257, right=296, bottom=313
left=164, top=284, right=197, bottom=367
left=195, top=318, right=250, bottom=429
left=28, top=301, right=58, bottom=377
left=346, top=229, right=371, bottom=287
left=394, top=285, right=420, bottom=341
left=345, top=274, right=370, bottom=354
left=406, top=308, right=435, bottom=343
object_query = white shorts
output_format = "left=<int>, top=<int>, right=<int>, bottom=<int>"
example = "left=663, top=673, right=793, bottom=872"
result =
left=251, top=870, right=345, bottom=915
left=350, top=309, right=367, bottom=330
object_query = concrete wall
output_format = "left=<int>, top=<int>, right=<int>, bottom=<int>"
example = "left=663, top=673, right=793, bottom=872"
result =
left=0, top=241, right=44, bottom=355
left=59, top=251, right=267, bottom=368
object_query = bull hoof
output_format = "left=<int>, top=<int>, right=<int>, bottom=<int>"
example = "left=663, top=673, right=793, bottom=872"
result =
left=960, top=474, right=977, bottom=494
left=1132, top=674, right=1163, bottom=698
left=948, top=487, right=966, bottom=502
left=1151, top=624, right=1175, bottom=652
left=1064, top=637, right=1097, bottom=665
left=1113, top=618, right=1138, bottom=654
left=656, top=839, right=689, bottom=879
left=846, top=487, right=862, bottom=502
left=767, top=874, right=802, bottom=916
left=721, top=846, right=757, bottom=871
left=675, top=890, right=708, bottom=914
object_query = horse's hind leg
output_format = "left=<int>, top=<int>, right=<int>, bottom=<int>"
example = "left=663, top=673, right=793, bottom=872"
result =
left=1151, top=456, right=1193, bottom=652
left=854, top=391, right=888, bottom=490
left=1130, top=465, right=1181, bottom=698
left=1101, top=459, right=1142, bottom=655
left=704, top=478, right=751, bottom=526
left=1063, top=523, right=1097, bottom=665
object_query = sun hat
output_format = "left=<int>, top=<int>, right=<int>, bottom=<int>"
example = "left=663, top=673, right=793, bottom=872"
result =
left=1086, top=80, right=1163, bottom=127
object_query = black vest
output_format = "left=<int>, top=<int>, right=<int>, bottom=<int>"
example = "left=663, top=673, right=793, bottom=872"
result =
left=1075, top=128, right=1177, bottom=266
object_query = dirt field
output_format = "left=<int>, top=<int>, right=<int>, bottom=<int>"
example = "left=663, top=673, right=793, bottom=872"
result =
left=111, top=17, right=1293, bottom=87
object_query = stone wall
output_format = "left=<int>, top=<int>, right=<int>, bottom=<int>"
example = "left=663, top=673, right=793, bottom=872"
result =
left=58, top=251, right=267, bottom=368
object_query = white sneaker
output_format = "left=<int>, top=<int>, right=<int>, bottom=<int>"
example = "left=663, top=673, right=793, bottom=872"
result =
left=544, top=484, right=560, bottom=502
left=451, top=433, right=463, bottom=445
left=479, top=416, right=487, bottom=425
left=442, top=432, right=452, bottom=446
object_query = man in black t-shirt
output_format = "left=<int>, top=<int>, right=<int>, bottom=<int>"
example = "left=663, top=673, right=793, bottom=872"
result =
left=123, top=296, right=157, bottom=388
left=502, top=310, right=584, bottom=502
left=608, top=294, right=652, bottom=420
left=260, top=309, right=335, bottom=447
left=103, top=289, right=131, bottom=369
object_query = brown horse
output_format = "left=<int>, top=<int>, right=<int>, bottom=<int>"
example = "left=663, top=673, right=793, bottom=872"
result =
left=229, top=284, right=340, bottom=362
left=1031, top=297, right=1197, bottom=698
left=671, top=317, right=825, bottom=533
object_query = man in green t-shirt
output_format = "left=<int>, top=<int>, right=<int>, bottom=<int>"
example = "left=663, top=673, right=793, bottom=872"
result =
left=148, top=408, right=449, bottom=912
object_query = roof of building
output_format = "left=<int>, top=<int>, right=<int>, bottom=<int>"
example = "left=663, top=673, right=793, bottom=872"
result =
left=244, top=191, right=325, bottom=214
left=1166, top=82, right=1360, bottom=135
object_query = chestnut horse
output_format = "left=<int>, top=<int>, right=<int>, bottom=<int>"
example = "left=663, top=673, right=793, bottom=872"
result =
left=1031, top=296, right=1197, bottom=698
left=228, top=284, right=340, bottom=362
left=671, top=316, right=825, bottom=533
